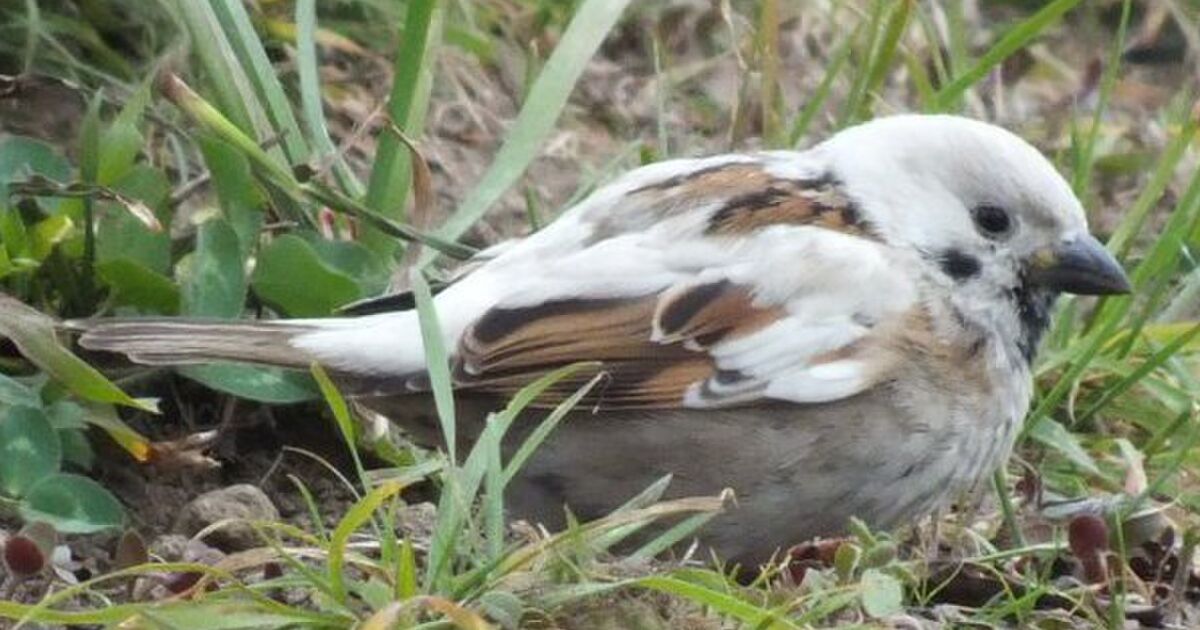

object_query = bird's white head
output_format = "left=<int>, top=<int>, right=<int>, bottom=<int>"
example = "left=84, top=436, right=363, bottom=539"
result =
left=816, top=114, right=1130, bottom=362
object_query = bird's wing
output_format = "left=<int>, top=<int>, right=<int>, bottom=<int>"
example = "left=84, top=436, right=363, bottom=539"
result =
left=438, top=153, right=925, bottom=409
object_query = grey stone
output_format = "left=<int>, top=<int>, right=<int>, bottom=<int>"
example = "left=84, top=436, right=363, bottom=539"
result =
left=174, top=484, right=279, bottom=551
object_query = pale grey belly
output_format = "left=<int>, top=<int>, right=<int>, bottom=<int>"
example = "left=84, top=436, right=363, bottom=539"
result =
left=362, top=384, right=1016, bottom=568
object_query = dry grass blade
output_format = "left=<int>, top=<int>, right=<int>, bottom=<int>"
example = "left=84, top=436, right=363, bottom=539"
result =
left=388, top=122, right=437, bottom=280
left=9, top=176, right=163, bottom=232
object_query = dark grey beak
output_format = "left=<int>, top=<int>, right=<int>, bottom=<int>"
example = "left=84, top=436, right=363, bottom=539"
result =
left=1026, top=234, right=1131, bottom=295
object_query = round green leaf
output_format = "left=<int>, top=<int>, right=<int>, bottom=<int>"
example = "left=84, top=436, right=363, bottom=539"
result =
left=301, top=233, right=390, bottom=296
left=251, top=234, right=361, bottom=316
left=860, top=568, right=904, bottom=619
left=181, top=364, right=318, bottom=404
left=0, top=406, right=62, bottom=497
left=97, top=258, right=181, bottom=314
left=45, top=400, right=87, bottom=430
left=59, top=429, right=96, bottom=470
left=0, top=136, right=71, bottom=208
left=19, top=472, right=125, bottom=534
left=0, top=372, right=39, bottom=407
left=181, top=218, right=246, bottom=318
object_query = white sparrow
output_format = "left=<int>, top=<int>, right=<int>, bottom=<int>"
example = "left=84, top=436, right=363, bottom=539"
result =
left=75, top=115, right=1130, bottom=568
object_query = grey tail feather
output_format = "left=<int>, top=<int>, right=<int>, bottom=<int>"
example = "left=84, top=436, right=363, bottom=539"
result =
left=65, top=317, right=321, bottom=369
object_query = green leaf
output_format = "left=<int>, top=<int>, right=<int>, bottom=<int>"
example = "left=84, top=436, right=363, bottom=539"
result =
left=95, top=164, right=172, bottom=272
left=198, top=134, right=266, bottom=256
left=0, top=294, right=156, bottom=412
left=0, top=246, right=11, bottom=280
left=59, top=429, right=96, bottom=470
left=0, top=136, right=71, bottom=208
left=44, top=400, right=87, bottom=430
left=301, top=234, right=390, bottom=297
left=0, top=373, right=39, bottom=407
left=180, top=364, right=318, bottom=404
left=181, top=218, right=246, bottom=318
left=478, top=591, right=523, bottom=629
left=97, top=258, right=181, bottom=314
left=18, top=472, right=125, bottom=534
left=78, top=403, right=151, bottom=463
left=1028, top=418, right=1102, bottom=476
left=424, top=0, right=632, bottom=265
left=79, top=89, right=103, bottom=187
left=251, top=235, right=361, bottom=317
left=859, top=568, right=904, bottom=618
left=29, top=214, right=74, bottom=261
left=0, top=205, right=31, bottom=260
left=0, top=406, right=62, bottom=497
left=95, top=85, right=149, bottom=186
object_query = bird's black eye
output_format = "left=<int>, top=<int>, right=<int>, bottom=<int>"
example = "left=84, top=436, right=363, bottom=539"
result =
left=972, top=204, right=1012, bottom=238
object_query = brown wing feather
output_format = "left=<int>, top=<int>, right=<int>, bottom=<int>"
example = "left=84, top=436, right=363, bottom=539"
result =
left=456, top=282, right=791, bottom=409
left=654, top=280, right=783, bottom=348
left=457, top=296, right=713, bottom=408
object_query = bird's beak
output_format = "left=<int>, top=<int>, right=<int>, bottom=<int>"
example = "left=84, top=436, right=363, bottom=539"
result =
left=1026, top=234, right=1131, bottom=295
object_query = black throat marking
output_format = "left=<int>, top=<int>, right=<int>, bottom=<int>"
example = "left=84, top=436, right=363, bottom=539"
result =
left=1010, top=283, right=1056, bottom=365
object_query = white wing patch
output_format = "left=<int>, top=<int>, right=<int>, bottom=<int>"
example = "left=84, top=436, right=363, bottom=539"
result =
left=653, top=226, right=917, bottom=408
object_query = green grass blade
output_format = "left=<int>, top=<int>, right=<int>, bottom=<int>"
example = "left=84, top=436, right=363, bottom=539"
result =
left=932, top=0, right=1081, bottom=112
left=363, top=0, right=440, bottom=253
left=1078, top=322, right=1200, bottom=424
left=757, top=0, right=782, bottom=144
left=1108, top=107, right=1199, bottom=259
left=160, top=73, right=472, bottom=259
left=295, top=0, right=363, bottom=196
left=422, top=0, right=632, bottom=266
left=591, top=473, right=680, bottom=550
left=287, top=474, right=329, bottom=543
left=500, top=371, right=601, bottom=486
left=426, top=447, right=492, bottom=592
left=637, top=575, right=803, bottom=630
left=328, top=480, right=405, bottom=603
left=172, top=0, right=265, bottom=144
left=397, top=537, right=418, bottom=600
left=1071, top=0, right=1132, bottom=196
left=410, top=269, right=456, bottom=463
left=210, top=0, right=311, bottom=165
left=484, top=418, right=505, bottom=562
left=310, top=362, right=369, bottom=488
left=913, top=4, right=950, bottom=91
left=0, top=295, right=155, bottom=413
left=788, top=22, right=856, bottom=146
left=845, top=0, right=913, bottom=125
left=837, top=0, right=886, bottom=128
left=629, top=511, right=718, bottom=561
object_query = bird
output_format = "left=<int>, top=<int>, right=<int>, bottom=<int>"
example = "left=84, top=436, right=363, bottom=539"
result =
left=72, top=114, right=1131, bottom=569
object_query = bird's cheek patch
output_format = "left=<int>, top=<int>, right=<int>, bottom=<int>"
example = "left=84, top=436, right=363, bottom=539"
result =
left=938, top=250, right=981, bottom=281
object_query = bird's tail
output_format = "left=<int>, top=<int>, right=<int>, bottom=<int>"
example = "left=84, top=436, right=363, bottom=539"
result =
left=66, top=318, right=323, bottom=369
